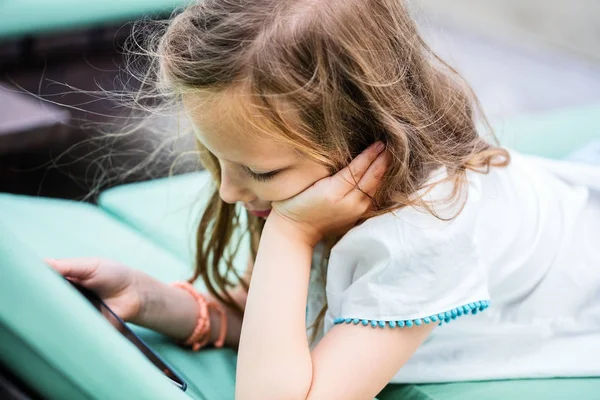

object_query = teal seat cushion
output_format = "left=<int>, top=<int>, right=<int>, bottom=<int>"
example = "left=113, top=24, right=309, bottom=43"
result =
left=0, top=0, right=192, bottom=39
left=494, top=103, right=600, bottom=159
left=98, top=171, right=211, bottom=266
left=0, top=193, right=192, bottom=281
left=0, top=228, right=190, bottom=400
left=98, top=171, right=250, bottom=268
left=0, top=193, right=237, bottom=399
left=377, top=379, right=600, bottom=400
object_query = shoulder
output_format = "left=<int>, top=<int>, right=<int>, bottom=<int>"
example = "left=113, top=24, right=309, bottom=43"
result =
left=328, top=200, right=483, bottom=297
left=332, top=168, right=483, bottom=264
left=325, top=170, right=489, bottom=329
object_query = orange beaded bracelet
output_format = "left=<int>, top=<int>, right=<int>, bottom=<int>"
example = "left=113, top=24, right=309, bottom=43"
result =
left=171, top=281, right=228, bottom=351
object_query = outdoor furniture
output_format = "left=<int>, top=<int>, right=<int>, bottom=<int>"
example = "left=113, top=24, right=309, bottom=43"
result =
left=2, top=104, right=600, bottom=399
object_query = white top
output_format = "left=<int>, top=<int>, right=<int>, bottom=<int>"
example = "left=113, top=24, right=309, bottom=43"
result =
left=307, top=151, right=600, bottom=383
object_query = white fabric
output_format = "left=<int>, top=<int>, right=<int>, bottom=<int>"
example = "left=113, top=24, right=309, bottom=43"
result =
left=307, top=150, right=600, bottom=382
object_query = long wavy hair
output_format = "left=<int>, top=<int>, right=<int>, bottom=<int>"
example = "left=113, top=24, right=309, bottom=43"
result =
left=142, top=0, right=509, bottom=340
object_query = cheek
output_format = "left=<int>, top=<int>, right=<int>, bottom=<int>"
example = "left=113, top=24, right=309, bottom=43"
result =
left=258, top=166, right=330, bottom=201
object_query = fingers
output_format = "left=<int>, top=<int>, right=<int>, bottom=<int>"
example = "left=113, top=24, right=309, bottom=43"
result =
left=356, top=150, right=390, bottom=198
left=44, top=257, right=101, bottom=281
left=333, top=141, right=385, bottom=194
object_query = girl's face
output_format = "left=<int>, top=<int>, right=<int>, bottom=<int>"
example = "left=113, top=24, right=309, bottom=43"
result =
left=184, top=94, right=330, bottom=217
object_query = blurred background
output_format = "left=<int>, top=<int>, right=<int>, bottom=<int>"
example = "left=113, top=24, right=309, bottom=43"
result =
left=1, top=0, right=599, bottom=201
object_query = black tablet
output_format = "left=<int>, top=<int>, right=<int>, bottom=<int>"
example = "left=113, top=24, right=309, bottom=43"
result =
left=70, top=281, right=187, bottom=391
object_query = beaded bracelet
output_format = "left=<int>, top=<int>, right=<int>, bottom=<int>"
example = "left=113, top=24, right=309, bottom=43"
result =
left=171, top=281, right=228, bottom=351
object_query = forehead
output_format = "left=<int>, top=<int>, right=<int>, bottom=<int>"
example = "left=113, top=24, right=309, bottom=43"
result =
left=183, top=91, right=300, bottom=168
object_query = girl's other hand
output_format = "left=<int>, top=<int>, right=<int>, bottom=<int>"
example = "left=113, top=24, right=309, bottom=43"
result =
left=45, top=258, right=146, bottom=323
left=271, top=142, right=389, bottom=246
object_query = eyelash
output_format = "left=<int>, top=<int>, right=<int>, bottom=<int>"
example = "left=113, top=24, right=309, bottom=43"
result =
left=246, top=169, right=278, bottom=182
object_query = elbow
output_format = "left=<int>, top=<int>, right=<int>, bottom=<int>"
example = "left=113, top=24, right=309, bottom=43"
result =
left=236, top=368, right=312, bottom=400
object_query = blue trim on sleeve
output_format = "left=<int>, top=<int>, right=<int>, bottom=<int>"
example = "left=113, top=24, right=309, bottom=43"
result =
left=333, top=300, right=490, bottom=328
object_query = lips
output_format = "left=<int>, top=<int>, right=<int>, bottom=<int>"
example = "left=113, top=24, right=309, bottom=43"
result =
left=247, top=209, right=271, bottom=218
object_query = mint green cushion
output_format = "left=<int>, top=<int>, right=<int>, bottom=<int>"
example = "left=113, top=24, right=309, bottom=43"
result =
left=494, top=103, right=600, bottom=159
left=0, top=193, right=191, bottom=281
left=0, top=193, right=237, bottom=399
left=377, top=379, right=600, bottom=400
left=0, top=0, right=192, bottom=39
left=98, top=172, right=211, bottom=266
left=98, top=171, right=250, bottom=268
left=0, top=222, right=190, bottom=399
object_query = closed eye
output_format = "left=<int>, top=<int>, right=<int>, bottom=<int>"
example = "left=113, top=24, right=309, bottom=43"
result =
left=245, top=168, right=280, bottom=182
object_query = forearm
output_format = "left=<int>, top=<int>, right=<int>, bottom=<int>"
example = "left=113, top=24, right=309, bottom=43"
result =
left=236, top=216, right=314, bottom=400
left=132, top=273, right=245, bottom=348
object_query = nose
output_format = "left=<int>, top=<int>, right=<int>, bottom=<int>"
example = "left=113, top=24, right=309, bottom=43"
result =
left=219, top=168, right=253, bottom=204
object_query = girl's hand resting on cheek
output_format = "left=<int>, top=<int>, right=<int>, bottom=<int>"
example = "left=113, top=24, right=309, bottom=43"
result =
left=271, top=141, right=389, bottom=247
left=45, top=258, right=146, bottom=323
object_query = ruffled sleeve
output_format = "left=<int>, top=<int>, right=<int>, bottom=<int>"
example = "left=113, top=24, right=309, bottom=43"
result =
left=324, top=173, right=490, bottom=331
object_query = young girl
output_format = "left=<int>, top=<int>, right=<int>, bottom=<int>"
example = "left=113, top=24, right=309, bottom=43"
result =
left=47, top=0, right=600, bottom=398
